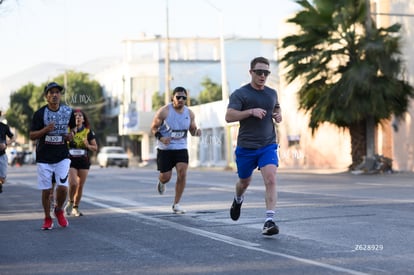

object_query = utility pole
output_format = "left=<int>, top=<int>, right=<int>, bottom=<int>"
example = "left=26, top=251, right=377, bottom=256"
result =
left=205, top=1, right=228, bottom=101
left=205, top=1, right=232, bottom=168
left=164, top=0, right=171, bottom=105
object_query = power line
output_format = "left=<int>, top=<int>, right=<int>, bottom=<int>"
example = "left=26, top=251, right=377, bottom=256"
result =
left=373, top=12, right=414, bottom=18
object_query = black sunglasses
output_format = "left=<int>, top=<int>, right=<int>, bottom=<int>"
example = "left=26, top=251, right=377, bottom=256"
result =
left=175, top=95, right=187, bottom=100
left=252, top=69, right=271, bottom=77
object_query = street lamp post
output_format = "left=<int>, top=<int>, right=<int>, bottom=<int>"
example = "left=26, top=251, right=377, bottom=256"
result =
left=205, top=1, right=232, bottom=168
left=205, top=1, right=228, bottom=101
left=164, top=0, right=171, bottom=105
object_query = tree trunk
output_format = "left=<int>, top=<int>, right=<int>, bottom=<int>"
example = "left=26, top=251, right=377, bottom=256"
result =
left=366, top=115, right=375, bottom=159
left=349, top=120, right=367, bottom=170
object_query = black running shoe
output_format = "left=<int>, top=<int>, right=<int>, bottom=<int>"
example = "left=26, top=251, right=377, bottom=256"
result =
left=230, top=198, right=242, bottom=221
left=262, top=220, right=279, bottom=236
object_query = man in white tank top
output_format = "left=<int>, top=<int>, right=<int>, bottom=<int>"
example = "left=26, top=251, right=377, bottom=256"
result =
left=151, top=86, right=201, bottom=214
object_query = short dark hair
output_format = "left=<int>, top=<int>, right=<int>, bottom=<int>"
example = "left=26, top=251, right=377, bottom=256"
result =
left=172, top=86, right=187, bottom=96
left=250, top=57, right=270, bottom=70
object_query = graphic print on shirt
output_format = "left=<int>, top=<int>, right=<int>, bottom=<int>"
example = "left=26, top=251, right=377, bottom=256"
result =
left=69, top=128, right=91, bottom=157
left=43, top=105, right=72, bottom=145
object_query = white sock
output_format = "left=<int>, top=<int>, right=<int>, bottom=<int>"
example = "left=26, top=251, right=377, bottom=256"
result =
left=265, top=210, right=275, bottom=221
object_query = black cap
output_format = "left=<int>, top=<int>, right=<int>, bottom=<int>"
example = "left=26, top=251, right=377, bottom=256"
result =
left=44, top=82, right=64, bottom=94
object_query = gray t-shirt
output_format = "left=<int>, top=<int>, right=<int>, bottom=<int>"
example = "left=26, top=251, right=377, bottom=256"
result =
left=227, top=84, right=279, bottom=149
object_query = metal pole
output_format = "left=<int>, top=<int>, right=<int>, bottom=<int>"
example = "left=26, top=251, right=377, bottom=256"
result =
left=205, top=1, right=232, bottom=168
left=164, top=0, right=171, bottom=105
left=219, top=12, right=228, bottom=101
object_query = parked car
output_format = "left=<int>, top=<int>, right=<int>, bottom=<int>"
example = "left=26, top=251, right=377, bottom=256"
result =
left=97, top=146, right=129, bottom=168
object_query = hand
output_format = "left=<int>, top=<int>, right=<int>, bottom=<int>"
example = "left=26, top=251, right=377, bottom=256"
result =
left=64, top=132, right=74, bottom=142
left=272, top=112, right=282, bottom=123
left=45, top=122, right=55, bottom=133
left=159, top=136, right=171, bottom=145
left=251, top=108, right=267, bottom=119
left=0, top=143, right=6, bottom=150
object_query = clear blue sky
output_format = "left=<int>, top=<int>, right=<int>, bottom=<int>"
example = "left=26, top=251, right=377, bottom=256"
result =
left=0, top=0, right=300, bottom=79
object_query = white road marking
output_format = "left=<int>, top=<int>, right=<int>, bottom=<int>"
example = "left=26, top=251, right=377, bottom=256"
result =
left=15, top=177, right=369, bottom=275
left=83, top=196, right=369, bottom=275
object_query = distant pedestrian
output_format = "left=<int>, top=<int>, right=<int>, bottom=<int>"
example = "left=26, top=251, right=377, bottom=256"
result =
left=225, top=57, right=282, bottom=235
left=150, top=86, right=201, bottom=214
left=65, top=109, right=98, bottom=217
left=30, top=82, right=76, bottom=230
left=0, top=110, right=16, bottom=193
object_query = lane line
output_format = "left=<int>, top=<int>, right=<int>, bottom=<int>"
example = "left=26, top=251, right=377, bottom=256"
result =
left=15, top=179, right=369, bottom=275
left=83, top=196, right=369, bottom=275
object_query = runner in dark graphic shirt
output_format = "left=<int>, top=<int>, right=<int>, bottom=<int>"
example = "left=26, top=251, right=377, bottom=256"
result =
left=30, top=82, right=76, bottom=230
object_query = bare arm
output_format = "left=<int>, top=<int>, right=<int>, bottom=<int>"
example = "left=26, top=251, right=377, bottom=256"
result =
left=150, top=105, right=172, bottom=144
left=225, top=108, right=268, bottom=123
left=272, top=104, right=282, bottom=123
left=0, top=133, right=15, bottom=151
left=29, top=122, right=55, bottom=140
left=84, top=138, right=98, bottom=152
left=7, top=134, right=16, bottom=145
left=150, top=105, right=168, bottom=135
left=188, top=110, right=201, bottom=136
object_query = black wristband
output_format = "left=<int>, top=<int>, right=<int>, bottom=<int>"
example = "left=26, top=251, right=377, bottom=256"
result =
left=155, top=131, right=162, bottom=140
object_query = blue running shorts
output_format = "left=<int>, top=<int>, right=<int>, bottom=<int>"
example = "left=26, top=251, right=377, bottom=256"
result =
left=235, top=143, right=279, bottom=179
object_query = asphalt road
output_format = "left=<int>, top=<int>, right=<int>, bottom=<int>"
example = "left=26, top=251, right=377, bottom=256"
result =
left=1, top=165, right=413, bottom=275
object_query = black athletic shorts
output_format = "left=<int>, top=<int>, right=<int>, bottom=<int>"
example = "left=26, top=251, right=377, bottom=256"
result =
left=70, top=157, right=91, bottom=170
left=157, top=149, right=189, bottom=173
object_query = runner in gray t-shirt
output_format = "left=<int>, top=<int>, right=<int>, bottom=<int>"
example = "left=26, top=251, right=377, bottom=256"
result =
left=225, top=56, right=282, bottom=236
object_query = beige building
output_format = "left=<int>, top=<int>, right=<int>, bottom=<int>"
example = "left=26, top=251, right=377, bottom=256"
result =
left=273, top=0, right=414, bottom=172
left=371, top=0, right=414, bottom=171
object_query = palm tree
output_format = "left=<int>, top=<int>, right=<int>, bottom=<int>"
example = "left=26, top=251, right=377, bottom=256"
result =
left=279, top=0, right=414, bottom=170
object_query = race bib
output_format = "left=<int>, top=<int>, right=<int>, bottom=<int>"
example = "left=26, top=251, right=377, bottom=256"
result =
left=171, top=130, right=187, bottom=139
left=45, top=135, right=63, bottom=144
left=69, top=149, right=86, bottom=156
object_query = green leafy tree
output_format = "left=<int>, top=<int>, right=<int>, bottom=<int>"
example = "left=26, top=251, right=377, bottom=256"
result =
left=152, top=91, right=164, bottom=110
left=6, top=71, right=107, bottom=144
left=279, top=0, right=414, bottom=169
left=198, top=77, right=222, bottom=104
left=53, top=71, right=105, bottom=133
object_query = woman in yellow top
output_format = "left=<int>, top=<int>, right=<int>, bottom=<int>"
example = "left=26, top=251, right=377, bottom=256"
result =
left=65, top=109, right=98, bottom=216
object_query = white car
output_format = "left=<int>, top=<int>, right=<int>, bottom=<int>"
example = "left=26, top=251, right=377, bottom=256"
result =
left=97, top=146, right=129, bottom=168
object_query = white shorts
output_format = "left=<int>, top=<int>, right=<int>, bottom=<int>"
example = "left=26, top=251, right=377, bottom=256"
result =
left=37, top=159, right=71, bottom=190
